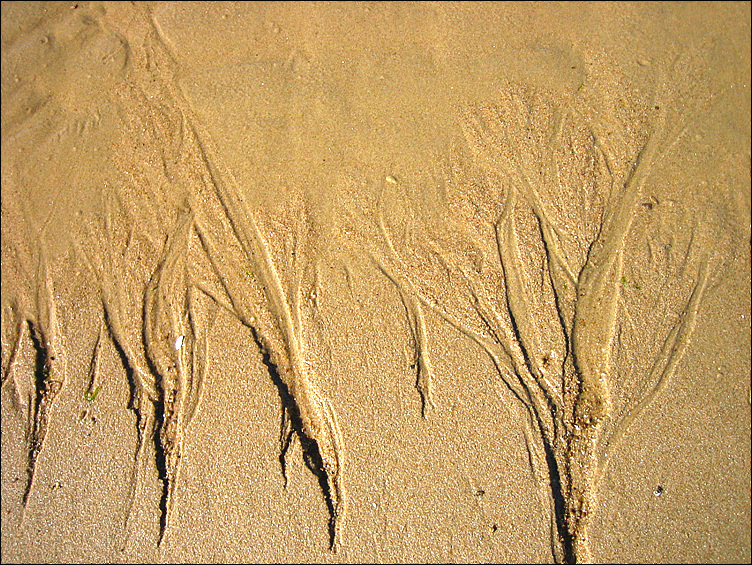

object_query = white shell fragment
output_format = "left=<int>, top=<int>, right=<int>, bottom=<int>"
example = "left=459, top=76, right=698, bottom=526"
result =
left=174, top=335, right=185, bottom=350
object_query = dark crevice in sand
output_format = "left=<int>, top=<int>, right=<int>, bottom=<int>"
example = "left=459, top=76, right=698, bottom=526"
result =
left=152, top=399, right=170, bottom=545
left=251, top=325, right=339, bottom=550
left=141, top=307, right=174, bottom=548
left=102, top=303, right=139, bottom=412
left=23, top=320, right=46, bottom=506
left=540, top=424, right=575, bottom=564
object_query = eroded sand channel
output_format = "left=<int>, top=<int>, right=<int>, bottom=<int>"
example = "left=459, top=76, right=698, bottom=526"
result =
left=2, top=2, right=750, bottom=563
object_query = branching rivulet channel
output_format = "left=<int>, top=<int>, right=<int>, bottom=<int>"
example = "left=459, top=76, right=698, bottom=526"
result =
left=102, top=16, right=347, bottom=550
left=1, top=238, right=66, bottom=523
left=370, top=81, right=722, bottom=563
left=2, top=5, right=345, bottom=551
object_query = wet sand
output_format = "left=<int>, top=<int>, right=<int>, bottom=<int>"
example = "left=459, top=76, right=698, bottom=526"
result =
left=1, top=2, right=750, bottom=563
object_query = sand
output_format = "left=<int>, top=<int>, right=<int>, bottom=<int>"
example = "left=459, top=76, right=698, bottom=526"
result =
left=1, top=2, right=750, bottom=563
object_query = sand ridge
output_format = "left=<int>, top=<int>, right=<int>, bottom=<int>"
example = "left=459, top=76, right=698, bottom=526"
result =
left=1, top=2, right=750, bottom=563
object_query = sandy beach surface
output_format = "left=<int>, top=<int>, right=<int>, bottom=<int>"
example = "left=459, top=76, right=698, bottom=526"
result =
left=1, top=2, right=750, bottom=563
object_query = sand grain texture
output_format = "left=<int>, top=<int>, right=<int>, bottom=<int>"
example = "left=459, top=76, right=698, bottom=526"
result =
left=1, top=2, right=750, bottom=563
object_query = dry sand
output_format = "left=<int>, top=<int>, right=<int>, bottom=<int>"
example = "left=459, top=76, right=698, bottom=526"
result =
left=1, top=2, right=750, bottom=563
